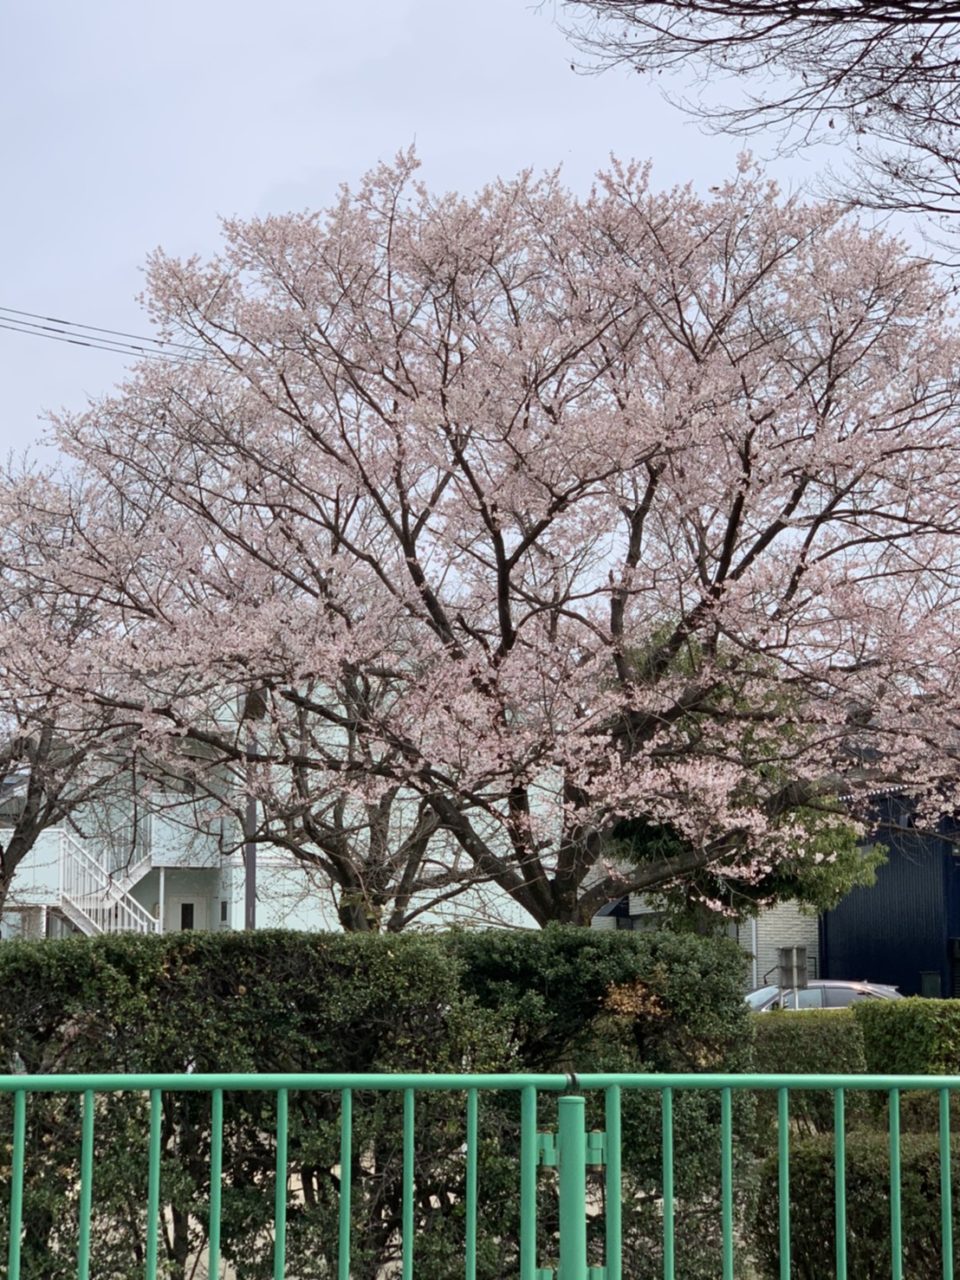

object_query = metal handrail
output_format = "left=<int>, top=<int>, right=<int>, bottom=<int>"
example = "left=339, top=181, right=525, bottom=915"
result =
left=0, top=1069, right=958, bottom=1093
left=1, top=1071, right=958, bottom=1280
left=59, top=830, right=159, bottom=934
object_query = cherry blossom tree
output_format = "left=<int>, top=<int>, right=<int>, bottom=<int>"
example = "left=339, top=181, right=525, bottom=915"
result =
left=14, top=471, right=507, bottom=933
left=560, top=1, right=960, bottom=236
left=0, top=467, right=148, bottom=915
left=55, top=153, right=960, bottom=926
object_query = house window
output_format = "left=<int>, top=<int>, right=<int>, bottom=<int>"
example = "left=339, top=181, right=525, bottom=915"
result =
left=180, top=903, right=195, bottom=931
left=220, top=900, right=228, bottom=924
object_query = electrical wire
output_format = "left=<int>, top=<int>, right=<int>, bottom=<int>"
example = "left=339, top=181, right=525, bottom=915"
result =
left=0, top=317, right=205, bottom=364
left=0, top=318, right=199, bottom=361
left=0, top=304, right=201, bottom=355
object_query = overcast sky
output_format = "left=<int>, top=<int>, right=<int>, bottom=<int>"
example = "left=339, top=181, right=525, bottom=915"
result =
left=2, top=1, right=848, bottom=455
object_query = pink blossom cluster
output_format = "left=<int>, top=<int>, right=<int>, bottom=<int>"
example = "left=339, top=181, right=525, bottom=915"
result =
left=5, top=153, right=960, bottom=926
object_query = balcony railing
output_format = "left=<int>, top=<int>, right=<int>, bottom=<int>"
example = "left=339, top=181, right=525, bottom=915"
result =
left=1, top=1071, right=958, bottom=1280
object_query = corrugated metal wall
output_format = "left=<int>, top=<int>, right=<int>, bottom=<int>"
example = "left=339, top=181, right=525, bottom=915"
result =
left=821, top=797, right=951, bottom=997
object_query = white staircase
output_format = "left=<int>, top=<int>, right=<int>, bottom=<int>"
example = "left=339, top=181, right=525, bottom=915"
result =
left=58, top=831, right=160, bottom=936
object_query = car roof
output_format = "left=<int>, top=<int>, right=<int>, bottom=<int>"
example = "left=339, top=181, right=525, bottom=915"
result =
left=748, top=979, right=899, bottom=994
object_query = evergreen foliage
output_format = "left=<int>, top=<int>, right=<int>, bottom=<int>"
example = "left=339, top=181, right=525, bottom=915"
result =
left=0, top=927, right=750, bottom=1280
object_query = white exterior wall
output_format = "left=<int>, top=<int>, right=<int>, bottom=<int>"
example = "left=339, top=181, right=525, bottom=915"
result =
left=3, top=830, right=61, bottom=906
left=590, top=896, right=821, bottom=991
left=149, top=801, right=223, bottom=870
left=737, top=902, right=820, bottom=988
left=627, top=893, right=659, bottom=917
left=253, top=858, right=341, bottom=932
left=129, top=867, right=225, bottom=933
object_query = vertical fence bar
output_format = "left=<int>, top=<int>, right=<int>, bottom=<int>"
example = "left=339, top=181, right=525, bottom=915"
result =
left=777, top=1087, right=790, bottom=1280
left=662, top=1087, right=675, bottom=1280
left=7, top=1089, right=26, bottom=1280
left=274, top=1088, right=288, bottom=1280
left=558, top=1095, right=587, bottom=1280
left=605, top=1085, right=622, bottom=1280
left=834, top=1088, right=847, bottom=1280
left=465, top=1088, right=479, bottom=1280
left=890, top=1088, right=902, bottom=1280
left=941, top=1088, right=953, bottom=1280
left=402, top=1088, right=415, bottom=1280
left=520, top=1085, right=538, bottom=1280
left=721, top=1087, right=734, bottom=1280
left=209, top=1088, right=223, bottom=1280
left=145, top=1089, right=162, bottom=1280
left=78, top=1089, right=95, bottom=1280
left=338, top=1088, right=353, bottom=1280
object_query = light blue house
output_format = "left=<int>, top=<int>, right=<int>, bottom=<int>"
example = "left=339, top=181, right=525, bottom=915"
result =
left=0, top=785, right=529, bottom=939
left=0, top=791, right=235, bottom=939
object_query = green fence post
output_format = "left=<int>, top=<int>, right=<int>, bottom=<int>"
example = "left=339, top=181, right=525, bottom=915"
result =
left=721, top=1086, right=734, bottom=1280
left=777, top=1086, right=790, bottom=1280
left=940, top=1088, right=953, bottom=1280
left=466, top=1088, right=479, bottom=1280
left=7, top=1089, right=26, bottom=1280
left=605, top=1084, right=622, bottom=1280
left=78, top=1088, right=95, bottom=1280
left=209, top=1088, right=223, bottom=1280
left=558, top=1095, right=587, bottom=1280
left=662, top=1087, right=675, bottom=1280
left=338, top=1088, right=352, bottom=1280
left=274, top=1088, right=288, bottom=1280
left=834, top=1088, right=847, bottom=1280
left=402, top=1087, right=415, bottom=1280
left=890, top=1088, right=902, bottom=1280
left=520, top=1085, right=538, bottom=1280
left=145, top=1089, right=162, bottom=1280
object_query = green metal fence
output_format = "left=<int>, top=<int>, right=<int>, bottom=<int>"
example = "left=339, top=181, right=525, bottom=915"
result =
left=1, top=1071, right=958, bottom=1280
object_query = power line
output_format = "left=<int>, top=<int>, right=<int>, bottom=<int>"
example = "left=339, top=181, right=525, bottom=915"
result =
left=0, top=318, right=199, bottom=362
left=0, top=317, right=205, bottom=364
left=0, top=305, right=201, bottom=355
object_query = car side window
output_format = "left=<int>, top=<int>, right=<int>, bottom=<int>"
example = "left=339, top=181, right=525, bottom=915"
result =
left=777, top=987, right=823, bottom=1009
left=825, top=986, right=874, bottom=1007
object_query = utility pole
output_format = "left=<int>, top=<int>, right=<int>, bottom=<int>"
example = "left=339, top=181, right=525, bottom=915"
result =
left=242, top=689, right=266, bottom=931
left=243, top=771, right=257, bottom=931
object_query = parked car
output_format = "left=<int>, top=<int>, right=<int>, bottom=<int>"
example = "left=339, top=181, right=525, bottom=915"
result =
left=746, top=979, right=902, bottom=1012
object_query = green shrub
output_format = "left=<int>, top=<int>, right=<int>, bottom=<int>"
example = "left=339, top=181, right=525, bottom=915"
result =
left=754, top=1131, right=960, bottom=1279
left=854, top=998, right=960, bottom=1131
left=451, top=926, right=752, bottom=1072
left=751, top=1009, right=868, bottom=1139
left=452, top=926, right=756, bottom=1279
left=855, top=997, right=960, bottom=1075
left=751, top=1009, right=866, bottom=1078
left=0, top=931, right=511, bottom=1280
left=0, top=927, right=751, bottom=1280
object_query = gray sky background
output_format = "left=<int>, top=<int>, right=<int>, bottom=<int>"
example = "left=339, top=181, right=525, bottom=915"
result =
left=2, top=1, right=857, bottom=455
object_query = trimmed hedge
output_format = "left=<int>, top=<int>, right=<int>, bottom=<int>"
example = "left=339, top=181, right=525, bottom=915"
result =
left=453, top=927, right=758, bottom=1277
left=854, top=997, right=960, bottom=1131
left=754, top=1131, right=960, bottom=1279
left=451, top=926, right=752, bottom=1072
left=0, top=930, right=510, bottom=1280
left=751, top=1009, right=868, bottom=1139
left=751, top=1009, right=866, bottom=1078
left=855, top=997, right=960, bottom=1075
left=0, top=927, right=751, bottom=1280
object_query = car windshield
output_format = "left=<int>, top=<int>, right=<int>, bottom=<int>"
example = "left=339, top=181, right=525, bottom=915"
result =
left=745, top=985, right=780, bottom=1010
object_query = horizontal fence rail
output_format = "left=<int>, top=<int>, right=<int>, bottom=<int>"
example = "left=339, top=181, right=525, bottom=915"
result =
left=1, top=1071, right=958, bottom=1280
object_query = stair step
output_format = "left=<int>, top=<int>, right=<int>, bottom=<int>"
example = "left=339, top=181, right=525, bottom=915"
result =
left=58, top=832, right=160, bottom=935
left=58, top=898, right=103, bottom=937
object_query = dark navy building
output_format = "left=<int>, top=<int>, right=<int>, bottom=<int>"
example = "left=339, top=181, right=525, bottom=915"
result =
left=820, top=795, right=960, bottom=998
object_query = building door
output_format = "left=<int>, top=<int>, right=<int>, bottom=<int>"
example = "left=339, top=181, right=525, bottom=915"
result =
left=165, top=897, right=208, bottom=933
